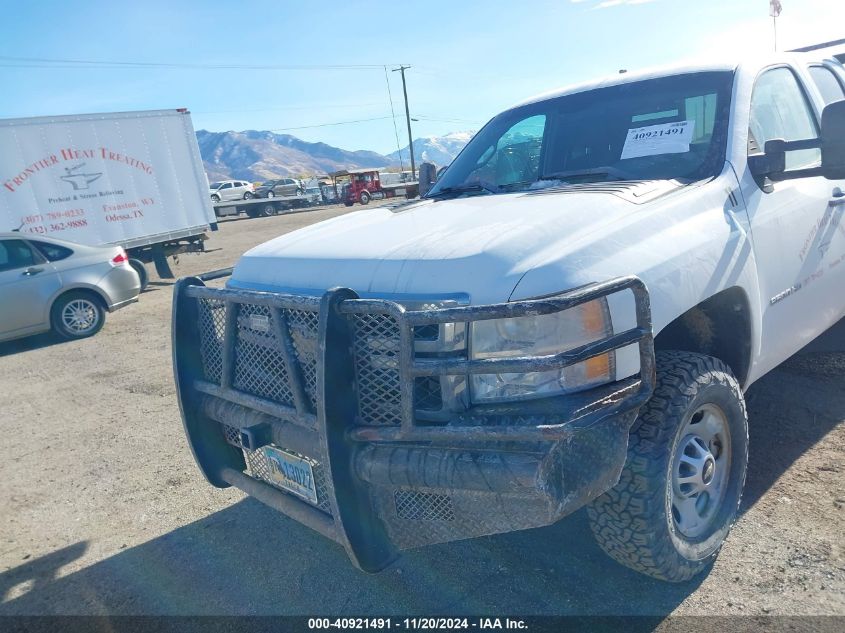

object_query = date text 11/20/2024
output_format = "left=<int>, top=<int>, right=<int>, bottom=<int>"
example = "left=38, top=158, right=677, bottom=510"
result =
left=308, top=619, right=528, bottom=630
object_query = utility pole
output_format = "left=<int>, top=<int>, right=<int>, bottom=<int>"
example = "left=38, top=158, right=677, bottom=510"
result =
left=392, top=65, right=415, bottom=180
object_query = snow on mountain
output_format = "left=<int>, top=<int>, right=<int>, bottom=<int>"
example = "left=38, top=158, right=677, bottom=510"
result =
left=196, top=130, right=393, bottom=182
left=195, top=129, right=475, bottom=182
left=387, top=131, right=475, bottom=168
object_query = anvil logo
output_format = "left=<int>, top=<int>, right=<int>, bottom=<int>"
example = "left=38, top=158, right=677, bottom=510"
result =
left=60, top=163, right=102, bottom=190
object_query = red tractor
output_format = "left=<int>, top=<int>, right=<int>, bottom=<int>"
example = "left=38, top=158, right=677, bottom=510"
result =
left=330, top=169, right=419, bottom=206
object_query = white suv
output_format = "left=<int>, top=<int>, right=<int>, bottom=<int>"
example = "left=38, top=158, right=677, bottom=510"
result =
left=209, top=180, right=254, bottom=202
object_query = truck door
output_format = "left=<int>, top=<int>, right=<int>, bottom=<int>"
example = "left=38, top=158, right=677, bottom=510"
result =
left=0, top=238, right=62, bottom=339
left=741, top=64, right=845, bottom=375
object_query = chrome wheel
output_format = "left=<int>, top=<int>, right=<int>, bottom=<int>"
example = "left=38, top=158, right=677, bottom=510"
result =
left=61, top=298, right=101, bottom=335
left=671, top=404, right=732, bottom=539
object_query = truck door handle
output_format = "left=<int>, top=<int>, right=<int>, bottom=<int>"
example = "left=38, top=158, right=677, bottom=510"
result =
left=22, top=267, right=44, bottom=276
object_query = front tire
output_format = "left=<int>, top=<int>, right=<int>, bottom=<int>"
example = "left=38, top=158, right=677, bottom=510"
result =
left=243, top=191, right=254, bottom=200
left=587, top=351, right=748, bottom=582
left=359, top=191, right=371, bottom=205
left=267, top=190, right=275, bottom=198
left=51, top=291, right=106, bottom=340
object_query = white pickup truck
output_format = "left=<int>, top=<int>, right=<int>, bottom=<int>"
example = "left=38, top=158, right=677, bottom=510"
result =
left=172, top=54, right=845, bottom=582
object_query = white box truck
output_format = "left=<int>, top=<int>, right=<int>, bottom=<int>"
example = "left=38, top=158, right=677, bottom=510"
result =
left=0, top=109, right=217, bottom=288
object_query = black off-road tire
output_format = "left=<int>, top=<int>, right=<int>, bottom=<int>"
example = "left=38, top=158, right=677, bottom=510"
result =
left=587, top=351, right=749, bottom=582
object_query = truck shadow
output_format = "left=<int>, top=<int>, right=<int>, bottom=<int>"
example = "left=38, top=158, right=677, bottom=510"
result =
left=0, top=502, right=701, bottom=616
left=2, top=322, right=841, bottom=617
left=741, top=318, right=845, bottom=512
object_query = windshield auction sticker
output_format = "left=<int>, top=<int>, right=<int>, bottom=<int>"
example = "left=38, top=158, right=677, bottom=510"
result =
left=620, top=120, right=695, bottom=160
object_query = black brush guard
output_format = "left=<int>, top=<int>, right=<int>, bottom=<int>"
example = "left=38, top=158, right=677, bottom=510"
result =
left=172, top=271, right=655, bottom=572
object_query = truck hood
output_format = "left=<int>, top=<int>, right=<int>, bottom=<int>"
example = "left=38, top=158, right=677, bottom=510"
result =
left=230, top=182, right=682, bottom=304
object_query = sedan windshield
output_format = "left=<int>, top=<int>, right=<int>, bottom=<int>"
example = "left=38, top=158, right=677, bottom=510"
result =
left=427, top=71, right=734, bottom=198
left=209, top=182, right=222, bottom=189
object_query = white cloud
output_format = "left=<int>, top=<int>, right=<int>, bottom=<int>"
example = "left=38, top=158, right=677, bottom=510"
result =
left=691, top=0, right=845, bottom=59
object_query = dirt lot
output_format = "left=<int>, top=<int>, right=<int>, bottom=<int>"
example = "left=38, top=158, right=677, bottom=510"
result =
left=0, top=205, right=843, bottom=617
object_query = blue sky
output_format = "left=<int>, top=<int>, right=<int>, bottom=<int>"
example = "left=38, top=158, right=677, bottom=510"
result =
left=1, top=0, right=843, bottom=154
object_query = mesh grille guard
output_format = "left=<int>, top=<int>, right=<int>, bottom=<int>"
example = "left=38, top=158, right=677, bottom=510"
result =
left=172, top=271, right=655, bottom=572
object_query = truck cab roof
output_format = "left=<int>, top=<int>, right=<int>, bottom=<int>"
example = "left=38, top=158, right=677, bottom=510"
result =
left=510, top=53, right=839, bottom=111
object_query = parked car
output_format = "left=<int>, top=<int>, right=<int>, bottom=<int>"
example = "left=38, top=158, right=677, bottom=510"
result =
left=0, top=233, right=140, bottom=342
left=303, top=187, right=323, bottom=206
left=209, top=180, right=254, bottom=202
left=253, top=178, right=303, bottom=198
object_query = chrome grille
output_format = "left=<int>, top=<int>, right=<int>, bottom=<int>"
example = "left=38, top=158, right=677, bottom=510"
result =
left=352, top=313, right=403, bottom=426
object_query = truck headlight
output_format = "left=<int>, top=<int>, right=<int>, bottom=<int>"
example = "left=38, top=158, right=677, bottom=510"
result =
left=470, top=298, right=615, bottom=403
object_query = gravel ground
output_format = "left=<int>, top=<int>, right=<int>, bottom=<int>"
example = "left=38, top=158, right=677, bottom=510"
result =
left=0, top=205, right=843, bottom=617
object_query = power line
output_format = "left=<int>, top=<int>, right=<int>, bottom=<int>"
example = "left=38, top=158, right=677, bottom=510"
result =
left=193, top=102, right=383, bottom=115
left=0, top=55, right=405, bottom=71
left=268, top=115, right=394, bottom=132
left=415, top=115, right=482, bottom=125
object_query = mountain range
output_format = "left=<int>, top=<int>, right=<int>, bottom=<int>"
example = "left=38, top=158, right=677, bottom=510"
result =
left=196, top=129, right=472, bottom=182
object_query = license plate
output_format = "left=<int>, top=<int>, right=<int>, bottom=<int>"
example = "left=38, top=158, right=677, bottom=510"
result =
left=262, top=446, right=318, bottom=504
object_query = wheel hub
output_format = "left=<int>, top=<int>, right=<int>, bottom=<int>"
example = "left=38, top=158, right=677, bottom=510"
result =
left=671, top=405, right=732, bottom=539
left=62, top=300, right=97, bottom=333
left=702, top=457, right=715, bottom=485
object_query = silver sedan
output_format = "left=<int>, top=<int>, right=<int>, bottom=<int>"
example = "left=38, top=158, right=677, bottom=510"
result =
left=0, top=232, right=141, bottom=342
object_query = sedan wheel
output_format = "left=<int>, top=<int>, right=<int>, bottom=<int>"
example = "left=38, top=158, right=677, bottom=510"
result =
left=52, top=292, right=106, bottom=340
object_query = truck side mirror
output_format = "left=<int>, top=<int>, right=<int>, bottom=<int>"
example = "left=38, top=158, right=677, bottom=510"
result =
left=748, top=139, right=786, bottom=179
left=821, top=100, right=845, bottom=180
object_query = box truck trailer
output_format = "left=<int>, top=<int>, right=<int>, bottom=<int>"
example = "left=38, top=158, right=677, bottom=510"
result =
left=0, top=108, right=217, bottom=289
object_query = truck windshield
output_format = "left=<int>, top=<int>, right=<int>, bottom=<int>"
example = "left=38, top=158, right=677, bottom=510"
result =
left=427, top=71, right=734, bottom=198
